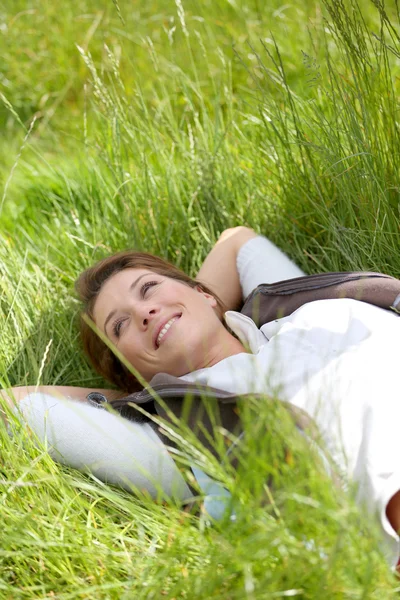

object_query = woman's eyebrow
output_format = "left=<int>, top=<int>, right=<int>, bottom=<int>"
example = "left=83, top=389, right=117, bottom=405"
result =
left=103, top=273, right=149, bottom=335
left=129, top=273, right=148, bottom=293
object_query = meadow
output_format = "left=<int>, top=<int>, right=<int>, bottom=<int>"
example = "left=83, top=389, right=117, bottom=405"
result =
left=1, top=0, right=400, bottom=597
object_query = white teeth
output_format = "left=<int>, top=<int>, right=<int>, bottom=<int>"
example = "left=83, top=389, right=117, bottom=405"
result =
left=157, top=316, right=180, bottom=347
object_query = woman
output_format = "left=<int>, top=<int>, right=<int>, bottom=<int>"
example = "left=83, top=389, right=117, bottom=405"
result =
left=4, top=227, right=400, bottom=565
left=3, top=227, right=278, bottom=498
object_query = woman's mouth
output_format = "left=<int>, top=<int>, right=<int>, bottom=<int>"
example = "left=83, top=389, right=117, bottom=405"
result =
left=155, top=314, right=181, bottom=348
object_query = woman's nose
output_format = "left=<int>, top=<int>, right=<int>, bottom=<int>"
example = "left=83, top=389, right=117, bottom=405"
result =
left=142, top=308, right=156, bottom=327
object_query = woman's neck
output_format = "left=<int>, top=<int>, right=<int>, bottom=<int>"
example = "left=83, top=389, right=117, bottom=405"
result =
left=188, top=329, right=250, bottom=373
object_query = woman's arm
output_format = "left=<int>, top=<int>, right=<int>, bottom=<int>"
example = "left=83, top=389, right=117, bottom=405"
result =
left=0, top=385, right=125, bottom=423
left=7, top=391, right=192, bottom=500
left=198, top=227, right=305, bottom=312
left=196, top=226, right=258, bottom=311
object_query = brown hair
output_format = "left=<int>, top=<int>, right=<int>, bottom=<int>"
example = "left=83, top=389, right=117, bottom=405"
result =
left=75, top=250, right=226, bottom=392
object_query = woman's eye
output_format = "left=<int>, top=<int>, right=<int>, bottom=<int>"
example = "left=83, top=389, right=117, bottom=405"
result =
left=113, top=319, right=125, bottom=338
left=141, top=280, right=158, bottom=298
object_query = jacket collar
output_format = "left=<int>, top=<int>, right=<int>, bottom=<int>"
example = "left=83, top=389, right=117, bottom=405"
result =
left=224, top=310, right=267, bottom=354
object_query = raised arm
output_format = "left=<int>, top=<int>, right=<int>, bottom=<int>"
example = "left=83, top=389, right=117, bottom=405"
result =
left=198, top=227, right=305, bottom=316
left=196, top=226, right=258, bottom=312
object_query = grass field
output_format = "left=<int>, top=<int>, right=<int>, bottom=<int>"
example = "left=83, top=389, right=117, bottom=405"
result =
left=1, top=0, right=400, bottom=597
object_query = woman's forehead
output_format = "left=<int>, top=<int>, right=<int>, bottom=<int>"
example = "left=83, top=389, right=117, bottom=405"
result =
left=93, top=268, right=160, bottom=315
left=103, top=268, right=161, bottom=291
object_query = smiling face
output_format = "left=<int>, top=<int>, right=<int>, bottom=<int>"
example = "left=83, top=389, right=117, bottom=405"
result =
left=92, top=268, right=228, bottom=381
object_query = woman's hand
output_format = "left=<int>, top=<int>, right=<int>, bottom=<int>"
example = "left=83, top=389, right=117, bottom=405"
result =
left=196, top=226, right=258, bottom=312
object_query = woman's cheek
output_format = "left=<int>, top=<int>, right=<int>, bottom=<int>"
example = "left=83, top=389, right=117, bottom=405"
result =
left=119, top=339, right=133, bottom=363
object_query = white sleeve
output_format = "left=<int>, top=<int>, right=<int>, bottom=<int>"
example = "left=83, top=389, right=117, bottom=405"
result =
left=237, top=236, right=305, bottom=300
left=15, top=393, right=192, bottom=501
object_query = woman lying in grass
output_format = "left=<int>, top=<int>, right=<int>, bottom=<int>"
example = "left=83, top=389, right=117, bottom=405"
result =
left=4, top=226, right=400, bottom=567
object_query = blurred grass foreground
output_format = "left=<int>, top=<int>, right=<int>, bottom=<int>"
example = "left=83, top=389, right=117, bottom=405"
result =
left=1, top=0, right=400, bottom=597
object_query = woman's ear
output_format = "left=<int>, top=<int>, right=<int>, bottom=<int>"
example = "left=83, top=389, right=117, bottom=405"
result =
left=195, top=285, right=218, bottom=308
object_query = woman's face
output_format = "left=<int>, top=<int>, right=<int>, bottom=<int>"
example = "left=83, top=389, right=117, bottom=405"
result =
left=93, top=268, right=223, bottom=381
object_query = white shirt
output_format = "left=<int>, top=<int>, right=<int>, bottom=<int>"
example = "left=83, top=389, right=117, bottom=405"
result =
left=180, top=298, right=400, bottom=564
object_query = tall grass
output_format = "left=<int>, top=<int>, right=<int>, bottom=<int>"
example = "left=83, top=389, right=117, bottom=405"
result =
left=1, top=0, right=400, bottom=596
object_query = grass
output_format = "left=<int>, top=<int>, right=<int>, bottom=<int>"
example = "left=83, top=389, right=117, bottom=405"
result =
left=1, top=0, right=400, bottom=596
